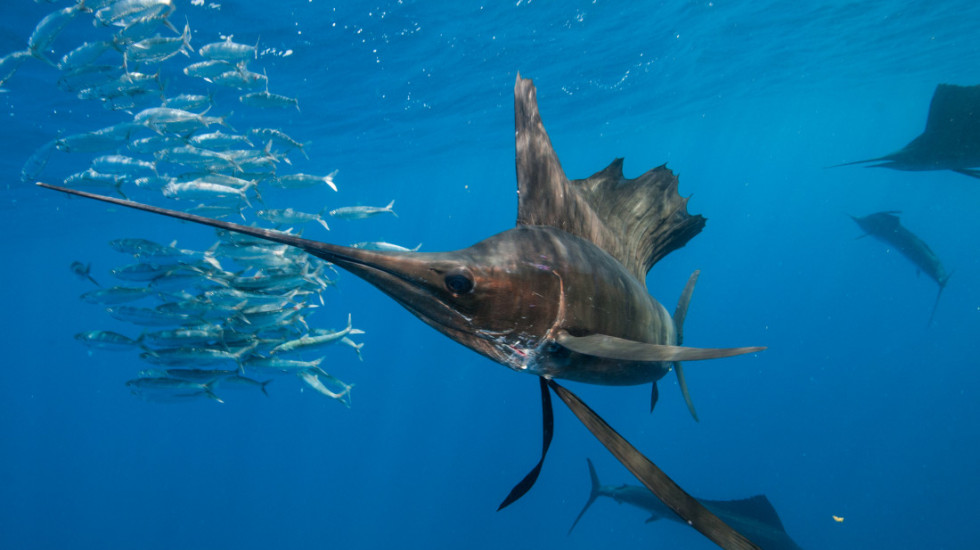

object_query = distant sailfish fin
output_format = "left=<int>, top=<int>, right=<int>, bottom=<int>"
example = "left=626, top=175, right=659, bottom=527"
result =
left=546, top=379, right=761, bottom=550
left=555, top=331, right=765, bottom=363
left=568, top=458, right=603, bottom=534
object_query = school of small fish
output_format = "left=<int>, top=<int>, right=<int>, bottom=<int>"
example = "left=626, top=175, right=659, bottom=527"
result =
left=4, top=0, right=415, bottom=406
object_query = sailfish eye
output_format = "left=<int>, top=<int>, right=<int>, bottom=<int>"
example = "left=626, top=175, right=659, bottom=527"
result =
left=444, top=269, right=474, bottom=294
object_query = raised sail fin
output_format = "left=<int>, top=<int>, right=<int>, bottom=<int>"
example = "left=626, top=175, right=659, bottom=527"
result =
left=514, top=75, right=705, bottom=285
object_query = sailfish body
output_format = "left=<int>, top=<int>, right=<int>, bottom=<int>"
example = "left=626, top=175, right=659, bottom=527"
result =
left=38, top=75, right=765, bottom=550
left=386, top=224, right=677, bottom=387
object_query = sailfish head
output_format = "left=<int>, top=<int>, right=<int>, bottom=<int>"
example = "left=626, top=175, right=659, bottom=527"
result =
left=304, top=228, right=565, bottom=365
left=36, top=183, right=562, bottom=367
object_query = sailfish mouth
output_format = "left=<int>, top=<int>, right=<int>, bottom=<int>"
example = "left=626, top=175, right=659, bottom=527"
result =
left=36, top=182, right=471, bottom=337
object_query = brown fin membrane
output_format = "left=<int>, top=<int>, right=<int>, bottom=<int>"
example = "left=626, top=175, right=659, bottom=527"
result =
left=547, top=379, right=761, bottom=550
left=497, top=377, right=553, bottom=510
left=514, top=75, right=705, bottom=285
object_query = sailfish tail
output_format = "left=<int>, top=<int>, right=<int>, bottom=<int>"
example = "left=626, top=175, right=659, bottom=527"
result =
left=928, top=270, right=953, bottom=326
left=568, top=459, right=603, bottom=535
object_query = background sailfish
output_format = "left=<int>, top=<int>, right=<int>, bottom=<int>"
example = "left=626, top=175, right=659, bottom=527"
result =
left=850, top=210, right=951, bottom=323
left=833, top=83, right=980, bottom=179
left=39, top=75, right=766, bottom=550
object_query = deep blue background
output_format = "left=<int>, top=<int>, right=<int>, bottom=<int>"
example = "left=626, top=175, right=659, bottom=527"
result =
left=1, top=1, right=978, bottom=549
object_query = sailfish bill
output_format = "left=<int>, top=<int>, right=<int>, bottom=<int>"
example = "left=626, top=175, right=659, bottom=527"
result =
left=39, top=74, right=767, bottom=550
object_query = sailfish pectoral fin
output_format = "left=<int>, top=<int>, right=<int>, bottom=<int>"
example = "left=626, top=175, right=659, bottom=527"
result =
left=555, top=331, right=765, bottom=363
left=546, top=379, right=761, bottom=550
left=498, top=376, right=554, bottom=510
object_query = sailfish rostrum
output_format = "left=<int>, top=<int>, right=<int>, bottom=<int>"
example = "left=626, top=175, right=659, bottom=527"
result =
left=38, top=75, right=766, bottom=550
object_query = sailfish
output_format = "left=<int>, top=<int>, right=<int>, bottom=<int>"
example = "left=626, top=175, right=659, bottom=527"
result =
left=833, top=83, right=980, bottom=179
left=38, top=75, right=766, bottom=550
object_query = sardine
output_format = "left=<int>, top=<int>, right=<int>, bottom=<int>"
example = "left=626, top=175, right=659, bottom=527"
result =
left=275, top=169, right=338, bottom=192
left=75, top=330, right=144, bottom=351
left=134, top=107, right=229, bottom=134
left=57, top=123, right=142, bottom=153
left=271, top=314, right=358, bottom=354
left=29, top=3, right=85, bottom=67
left=350, top=241, right=422, bottom=252
left=183, top=59, right=235, bottom=79
left=163, top=93, right=213, bottom=111
left=329, top=200, right=396, bottom=220
left=126, top=377, right=223, bottom=403
left=198, top=35, right=258, bottom=62
left=210, top=66, right=266, bottom=90
left=91, top=154, right=157, bottom=176
left=123, top=22, right=192, bottom=67
left=257, top=208, right=329, bottom=230
left=248, top=128, right=309, bottom=159
left=188, top=131, right=251, bottom=151
left=106, top=305, right=196, bottom=326
left=297, top=370, right=352, bottom=407
left=58, top=41, right=113, bottom=72
left=240, top=90, right=300, bottom=111
left=80, top=286, right=153, bottom=304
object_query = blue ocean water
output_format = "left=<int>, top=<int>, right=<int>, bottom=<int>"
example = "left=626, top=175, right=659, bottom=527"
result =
left=1, top=1, right=978, bottom=549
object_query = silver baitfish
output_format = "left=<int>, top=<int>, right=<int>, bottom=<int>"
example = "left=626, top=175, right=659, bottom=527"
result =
left=75, top=330, right=144, bottom=351
left=123, top=22, right=192, bottom=66
left=350, top=241, right=422, bottom=252
left=329, top=200, right=397, bottom=220
left=257, top=208, right=330, bottom=231
left=183, top=59, right=235, bottom=79
left=240, top=89, right=300, bottom=111
left=210, top=66, right=266, bottom=90
left=57, top=123, right=143, bottom=153
left=270, top=314, right=360, bottom=354
left=134, top=107, right=230, bottom=134
left=275, top=169, right=338, bottom=192
left=198, top=35, right=258, bottom=62
left=248, top=128, right=309, bottom=159
left=58, top=41, right=113, bottom=72
left=163, top=93, right=213, bottom=111
left=91, top=154, right=157, bottom=177
left=80, top=286, right=153, bottom=304
left=188, top=131, right=253, bottom=150
left=296, top=370, right=352, bottom=407
left=126, top=377, right=223, bottom=404
left=106, top=305, right=196, bottom=326
left=29, top=2, right=86, bottom=67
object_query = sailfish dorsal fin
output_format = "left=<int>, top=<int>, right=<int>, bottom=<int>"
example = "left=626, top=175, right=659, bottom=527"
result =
left=513, top=75, right=705, bottom=285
